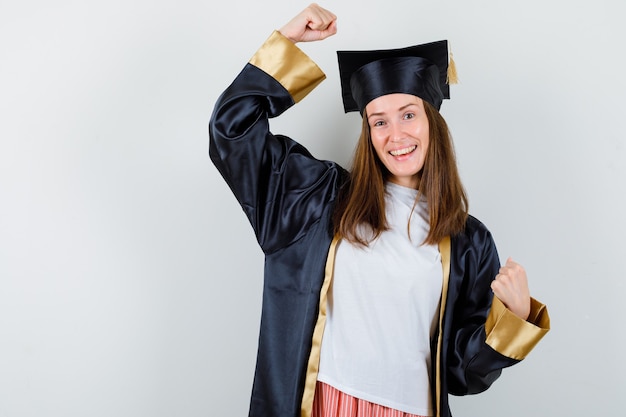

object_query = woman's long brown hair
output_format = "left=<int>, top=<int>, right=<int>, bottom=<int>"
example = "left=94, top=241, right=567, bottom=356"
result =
left=332, top=100, right=468, bottom=246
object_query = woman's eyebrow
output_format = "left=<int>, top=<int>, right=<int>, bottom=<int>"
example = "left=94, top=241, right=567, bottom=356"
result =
left=367, top=103, right=418, bottom=120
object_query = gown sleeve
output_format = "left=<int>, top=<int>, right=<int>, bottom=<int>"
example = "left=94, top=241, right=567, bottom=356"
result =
left=209, top=31, right=343, bottom=254
left=445, top=217, right=550, bottom=395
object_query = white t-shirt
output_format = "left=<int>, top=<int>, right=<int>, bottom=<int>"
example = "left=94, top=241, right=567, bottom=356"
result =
left=317, top=182, right=443, bottom=416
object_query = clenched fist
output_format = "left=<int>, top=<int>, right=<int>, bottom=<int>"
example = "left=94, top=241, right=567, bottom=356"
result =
left=491, top=258, right=532, bottom=320
left=279, top=3, right=337, bottom=43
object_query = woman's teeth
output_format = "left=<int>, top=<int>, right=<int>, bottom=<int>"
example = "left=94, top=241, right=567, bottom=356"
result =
left=389, top=145, right=417, bottom=156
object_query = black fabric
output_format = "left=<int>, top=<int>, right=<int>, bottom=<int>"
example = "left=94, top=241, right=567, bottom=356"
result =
left=337, top=40, right=450, bottom=113
left=210, top=64, right=346, bottom=415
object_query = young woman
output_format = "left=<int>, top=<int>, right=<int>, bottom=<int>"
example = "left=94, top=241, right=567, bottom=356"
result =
left=209, top=4, right=550, bottom=417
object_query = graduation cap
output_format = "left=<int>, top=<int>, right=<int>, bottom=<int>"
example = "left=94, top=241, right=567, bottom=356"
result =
left=337, top=40, right=457, bottom=114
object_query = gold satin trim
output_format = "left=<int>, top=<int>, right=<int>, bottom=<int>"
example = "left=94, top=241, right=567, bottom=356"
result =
left=485, top=296, right=550, bottom=360
left=250, top=31, right=326, bottom=103
left=434, top=236, right=451, bottom=417
left=300, top=236, right=340, bottom=417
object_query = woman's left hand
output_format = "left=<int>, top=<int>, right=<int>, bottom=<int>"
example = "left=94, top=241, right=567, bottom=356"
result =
left=491, top=257, right=531, bottom=320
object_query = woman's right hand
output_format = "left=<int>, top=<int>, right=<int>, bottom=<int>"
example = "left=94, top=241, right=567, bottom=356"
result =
left=279, top=3, right=337, bottom=43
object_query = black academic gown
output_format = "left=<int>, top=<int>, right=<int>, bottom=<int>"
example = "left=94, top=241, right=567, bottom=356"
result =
left=209, top=31, right=550, bottom=417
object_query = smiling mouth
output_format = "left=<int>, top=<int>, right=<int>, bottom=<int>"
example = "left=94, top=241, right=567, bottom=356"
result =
left=389, top=145, right=417, bottom=156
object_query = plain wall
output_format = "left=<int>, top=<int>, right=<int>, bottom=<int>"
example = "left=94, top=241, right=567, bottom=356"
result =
left=1, top=0, right=624, bottom=416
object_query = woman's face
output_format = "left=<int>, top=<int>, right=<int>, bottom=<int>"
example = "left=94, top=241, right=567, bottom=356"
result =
left=365, top=93, right=429, bottom=189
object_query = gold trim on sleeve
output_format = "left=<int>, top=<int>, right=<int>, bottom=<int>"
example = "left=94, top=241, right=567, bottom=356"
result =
left=250, top=30, right=326, bottom=103
left=485, top=296, right=550, bottom=360
left=300, top=236, right=340, bottom=417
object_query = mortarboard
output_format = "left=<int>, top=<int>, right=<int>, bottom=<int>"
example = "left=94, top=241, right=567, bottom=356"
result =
left=337, top=40, right=457, bottom=114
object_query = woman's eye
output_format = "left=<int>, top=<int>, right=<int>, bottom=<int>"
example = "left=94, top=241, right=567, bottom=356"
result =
left=404, top=112, right=415, bottom=120
left=373, top=120, right=385, bottom=127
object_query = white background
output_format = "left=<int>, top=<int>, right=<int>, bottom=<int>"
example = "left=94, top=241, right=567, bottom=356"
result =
left=1, top=0, right=624, bottom=416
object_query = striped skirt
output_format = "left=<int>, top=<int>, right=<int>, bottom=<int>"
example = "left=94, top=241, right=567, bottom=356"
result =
left=312, top=381, right=428, bottom=417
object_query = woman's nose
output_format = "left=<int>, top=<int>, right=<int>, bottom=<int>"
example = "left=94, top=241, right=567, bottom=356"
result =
left=390, top=122, right=404, bottom=142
